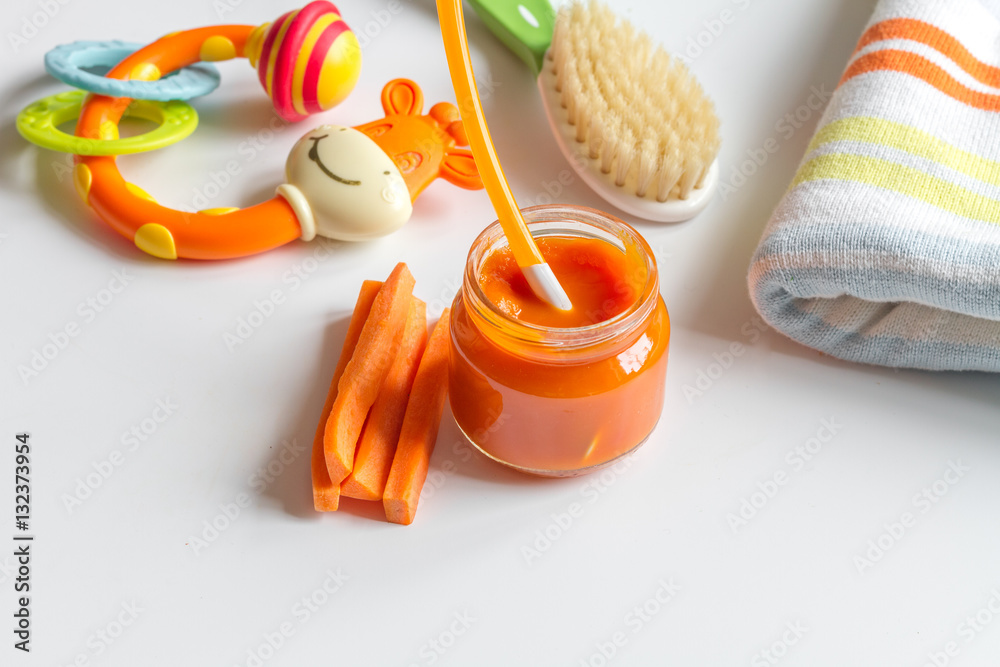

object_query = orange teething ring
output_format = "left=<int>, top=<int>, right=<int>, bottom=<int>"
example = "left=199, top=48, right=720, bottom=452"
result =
left=70, top=6, right=483, bottom=259
left=74, top=27, right=303, bottom=260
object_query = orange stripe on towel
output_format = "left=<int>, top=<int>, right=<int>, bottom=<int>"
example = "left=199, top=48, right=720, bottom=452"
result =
left=840, top=49, right=1000, bottom=111
left=855, top=18, right=1000, bottom=87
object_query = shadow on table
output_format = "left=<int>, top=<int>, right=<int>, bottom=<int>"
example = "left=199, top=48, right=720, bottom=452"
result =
left=679, top=0, right=875, bottom=344
left=432, top=400, right=565, bottom=487
left=774, top=331, right=1000, bottom=410
left=0, top=71, right=286, bottom=261
left=256, top=313, right=352, bottom=520
left=258, top=309, right=562, bottom=523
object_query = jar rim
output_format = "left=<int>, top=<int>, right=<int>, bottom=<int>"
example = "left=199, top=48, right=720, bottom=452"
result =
left=462, top=204, right=660, bottom=353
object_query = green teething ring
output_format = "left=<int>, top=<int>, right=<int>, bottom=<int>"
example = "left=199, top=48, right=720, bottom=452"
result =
left=16, top=89, right=198, bottom=155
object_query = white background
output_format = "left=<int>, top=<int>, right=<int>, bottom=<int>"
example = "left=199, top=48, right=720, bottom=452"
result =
left=4, top=0, right=1000, bottom=665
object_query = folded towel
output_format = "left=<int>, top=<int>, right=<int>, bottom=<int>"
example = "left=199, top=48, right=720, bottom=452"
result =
left=747, top=0, right=1000, bottom=371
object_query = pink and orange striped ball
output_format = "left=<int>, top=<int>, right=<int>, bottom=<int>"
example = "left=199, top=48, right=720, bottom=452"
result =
left=246, top=1, right=361, bottom=122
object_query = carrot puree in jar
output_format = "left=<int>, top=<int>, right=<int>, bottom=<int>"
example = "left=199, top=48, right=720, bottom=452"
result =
left=478, top=237, right=637, bottom=329
left=449, top=205, right=670, bottom=477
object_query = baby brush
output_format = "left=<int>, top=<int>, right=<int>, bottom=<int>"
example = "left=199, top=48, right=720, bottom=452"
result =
left=467, top=0, right=721, bottom=223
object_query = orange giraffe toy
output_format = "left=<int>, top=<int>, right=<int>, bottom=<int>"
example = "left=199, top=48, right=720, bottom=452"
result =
left=358, top=79, right=479, bottom=201
left=281, top=78, right=483, bottom=243
left=72, top=29, right=484, bottom=259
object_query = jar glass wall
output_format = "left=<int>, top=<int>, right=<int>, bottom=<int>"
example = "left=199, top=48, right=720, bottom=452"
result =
left=449, top=205, right=670, bottom=477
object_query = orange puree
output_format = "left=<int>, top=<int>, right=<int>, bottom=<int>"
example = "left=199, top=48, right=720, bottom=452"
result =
left=478, top=237, right=637, bottom=328
left=449, top=224, right=670, bottom=476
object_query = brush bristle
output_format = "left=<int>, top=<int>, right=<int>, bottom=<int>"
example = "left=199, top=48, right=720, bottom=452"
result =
left=548, top=0, right=721, bottom=202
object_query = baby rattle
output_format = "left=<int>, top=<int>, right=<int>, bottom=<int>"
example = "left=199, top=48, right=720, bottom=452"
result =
left=18, top=2, right=483, bottom=260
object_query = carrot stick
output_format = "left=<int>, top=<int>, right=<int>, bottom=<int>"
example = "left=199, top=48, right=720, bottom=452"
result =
left=311, top=280, right=383, bottom=511
left=341, top=296, right=428, bottom=500
left=383, top=309, right=452, bottom=525
left=324, top=263, right=416, bottom=483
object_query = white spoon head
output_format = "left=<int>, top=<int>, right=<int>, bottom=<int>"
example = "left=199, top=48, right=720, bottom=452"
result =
left=522, top=262, right=573, bottom=311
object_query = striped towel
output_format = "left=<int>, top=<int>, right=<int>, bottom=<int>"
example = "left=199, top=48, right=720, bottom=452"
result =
left=748, top=0, right=1000, bottom=371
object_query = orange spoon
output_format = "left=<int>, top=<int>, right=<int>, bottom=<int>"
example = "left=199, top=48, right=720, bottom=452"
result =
left=436, top=0, right=572, bottom=311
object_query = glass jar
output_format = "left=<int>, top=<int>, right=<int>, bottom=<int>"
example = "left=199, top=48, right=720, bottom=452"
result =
left=449, top=204, right=670, bottom=477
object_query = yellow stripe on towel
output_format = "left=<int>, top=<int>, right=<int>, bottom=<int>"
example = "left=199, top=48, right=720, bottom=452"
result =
left=792, top=152, right=1000, bottom=224
left=808, top=116, right=1000, bottom=187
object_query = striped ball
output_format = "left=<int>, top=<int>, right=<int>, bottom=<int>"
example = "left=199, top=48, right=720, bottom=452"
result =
left=247, top=1, right=361, bottom=122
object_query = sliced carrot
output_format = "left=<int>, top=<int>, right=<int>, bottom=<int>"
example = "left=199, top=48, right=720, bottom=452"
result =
left=311, top=280, right=383, bottom=511
left=341, top=297, right=428, bottom=500
left=324, top=263, right=416, bottom=483
left=384, top=309, right=452, bottom=525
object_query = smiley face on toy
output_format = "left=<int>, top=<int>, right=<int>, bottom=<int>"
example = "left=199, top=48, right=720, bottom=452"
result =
left=280, top=125, right=413, bottom=242
left=280, top=78, right=482, bottom=243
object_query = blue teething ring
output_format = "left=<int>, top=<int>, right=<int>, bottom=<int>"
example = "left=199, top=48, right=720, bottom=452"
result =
left=44, top=40, right=221, bottom=101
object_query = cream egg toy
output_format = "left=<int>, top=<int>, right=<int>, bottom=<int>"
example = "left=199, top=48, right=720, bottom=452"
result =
left=280, top=125, right=413, bottom=242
